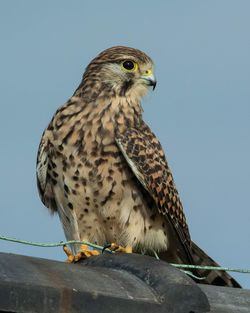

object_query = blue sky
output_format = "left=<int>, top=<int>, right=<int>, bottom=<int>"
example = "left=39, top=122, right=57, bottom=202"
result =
left=0, top=1, right=249, bottom=288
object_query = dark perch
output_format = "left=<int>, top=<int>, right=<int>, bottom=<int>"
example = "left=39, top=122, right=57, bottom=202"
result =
left=0, top=252, right=249, bottom=313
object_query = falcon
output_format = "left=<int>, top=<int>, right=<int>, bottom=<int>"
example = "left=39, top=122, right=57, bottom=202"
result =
left=37, top=46, right=240, bottom=287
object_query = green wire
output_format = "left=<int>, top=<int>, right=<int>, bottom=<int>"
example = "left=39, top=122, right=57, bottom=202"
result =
left=0, top=235, right=249, bottom=274
left=0, top=235, right=113, bottom=253
left=170, top=263, right=250, bottom=274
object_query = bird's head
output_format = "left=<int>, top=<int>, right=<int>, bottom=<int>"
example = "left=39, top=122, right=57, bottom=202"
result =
left=79, top=46, right=156, bottom=101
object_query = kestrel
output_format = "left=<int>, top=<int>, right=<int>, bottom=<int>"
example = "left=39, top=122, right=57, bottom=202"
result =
left=37, top=46, right=240, bottom=287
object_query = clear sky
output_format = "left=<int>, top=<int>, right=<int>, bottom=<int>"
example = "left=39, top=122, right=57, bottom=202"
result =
left=0, top=1, right=249, bottom=288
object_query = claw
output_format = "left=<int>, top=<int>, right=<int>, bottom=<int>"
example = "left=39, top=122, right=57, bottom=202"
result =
left=108, top=243, right=133, bottom=253
left=63, top=244, right=100, bottom=263
left=102, top=243, right=112, bottom=254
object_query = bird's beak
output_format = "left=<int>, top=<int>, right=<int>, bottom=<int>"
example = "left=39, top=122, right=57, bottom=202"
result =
left=140, top=73, right=157, bottom=90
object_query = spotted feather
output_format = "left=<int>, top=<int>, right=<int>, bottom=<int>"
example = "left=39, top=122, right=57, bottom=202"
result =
left=116, top=123, right=192, bottom=258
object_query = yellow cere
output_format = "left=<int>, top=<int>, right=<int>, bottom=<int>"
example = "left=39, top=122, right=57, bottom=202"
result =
left=144, top=69, right=152, bottom=76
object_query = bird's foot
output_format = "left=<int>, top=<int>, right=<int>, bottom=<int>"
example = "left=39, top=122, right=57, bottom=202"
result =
left=63, top=244, right=100, bottom=263
left=103, top=243, right=132, bottom=253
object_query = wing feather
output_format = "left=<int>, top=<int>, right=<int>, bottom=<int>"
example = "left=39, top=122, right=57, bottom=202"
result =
left=116, top=121, right=192, bottom=256
left=36, top=131, right=57, bottom=212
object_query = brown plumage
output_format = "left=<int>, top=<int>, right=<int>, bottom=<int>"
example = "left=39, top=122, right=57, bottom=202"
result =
left=37, top=46, right=240, bottom=287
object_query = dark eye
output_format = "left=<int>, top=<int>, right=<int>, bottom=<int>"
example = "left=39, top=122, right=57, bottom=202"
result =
left=122, top=60, right=135, bottom=71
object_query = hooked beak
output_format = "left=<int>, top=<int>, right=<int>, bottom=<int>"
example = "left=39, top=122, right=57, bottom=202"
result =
left=141, top=73, right=157, bottom=90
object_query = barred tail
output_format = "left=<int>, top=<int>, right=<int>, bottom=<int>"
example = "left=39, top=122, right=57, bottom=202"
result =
left=190, top=241, right=241, bottom=288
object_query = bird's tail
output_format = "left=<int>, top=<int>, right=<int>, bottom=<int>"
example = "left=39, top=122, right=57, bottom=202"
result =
left=158, top=241, right=241, bottom=288
left=189, top=241, right=241, bottom=288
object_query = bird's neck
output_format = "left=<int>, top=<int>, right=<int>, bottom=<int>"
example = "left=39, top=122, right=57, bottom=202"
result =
left=55, top=95, right=143, bottom=157
left=67, top=78, right=144, bottom=151
left=80, top=95, right=143, bottom=137
left=73, top=76, right=144, bottom=132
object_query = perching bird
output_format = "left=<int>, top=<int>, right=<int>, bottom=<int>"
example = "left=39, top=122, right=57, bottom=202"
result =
left=37, top=46, right=240, bottom=287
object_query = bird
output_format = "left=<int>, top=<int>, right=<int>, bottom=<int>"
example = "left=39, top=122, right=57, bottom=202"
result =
left=37, top=46, right=240, bottom=287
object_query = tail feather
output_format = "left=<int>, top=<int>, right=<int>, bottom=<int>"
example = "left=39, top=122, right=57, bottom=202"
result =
left=190, top=241, right=241, bottom=288
left=158, top=241, right=241, bottom=288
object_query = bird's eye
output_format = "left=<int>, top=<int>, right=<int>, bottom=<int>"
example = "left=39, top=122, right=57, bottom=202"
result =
left=122, top=60, right=137, bottom=71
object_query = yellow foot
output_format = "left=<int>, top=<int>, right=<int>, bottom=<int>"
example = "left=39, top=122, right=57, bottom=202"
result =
left=109, top=243, right=133, bottom=253
left=63, top=244, right=100, bottom=263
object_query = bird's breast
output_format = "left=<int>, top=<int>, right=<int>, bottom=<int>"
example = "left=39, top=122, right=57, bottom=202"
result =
left=48, top=97, right=168, bottom=250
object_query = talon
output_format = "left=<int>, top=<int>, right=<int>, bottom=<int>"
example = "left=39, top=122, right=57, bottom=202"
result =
left=63, top=244, right=100, bottom=263
left=109, top=243, right=133, bottom=253
left=102, top=243, right=112, bottom=254
left=63, top=245, right=75, bottom=263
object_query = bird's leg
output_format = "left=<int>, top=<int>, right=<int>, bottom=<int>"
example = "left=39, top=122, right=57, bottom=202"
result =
left=103, top=243, right=133, bottom=253
left=63, top=244, right=100, bottom=263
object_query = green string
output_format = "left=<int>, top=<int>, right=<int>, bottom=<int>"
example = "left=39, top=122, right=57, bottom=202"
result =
left=0, top=235, right=112, bottom=253
left=170, top=263, right=250, bottom=274
left=0, top=235, right=249, bottom=274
